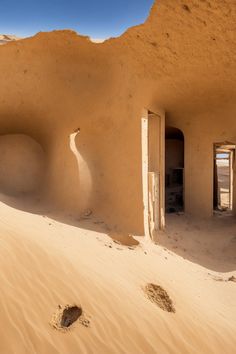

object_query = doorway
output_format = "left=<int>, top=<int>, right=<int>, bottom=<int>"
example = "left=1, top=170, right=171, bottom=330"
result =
left=213, top=143, right=235, bottom=212
left=165, top=127, right=184, bottom=214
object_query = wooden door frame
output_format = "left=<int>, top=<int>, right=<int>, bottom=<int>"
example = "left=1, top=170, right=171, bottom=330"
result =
left=213, top=142, right=235, bottom=211
left=141, top=108, right=165, bottom=241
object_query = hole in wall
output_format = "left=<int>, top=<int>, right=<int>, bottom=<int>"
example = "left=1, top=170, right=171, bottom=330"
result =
left=182, top=4, right=191, bottom=12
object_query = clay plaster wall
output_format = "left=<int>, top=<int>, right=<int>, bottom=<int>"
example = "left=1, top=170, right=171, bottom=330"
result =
left=166, top=105, right=236, bottom=218
left=0, top=134, right=45, bottom=195
left=0, top=0, right=235, bottom=233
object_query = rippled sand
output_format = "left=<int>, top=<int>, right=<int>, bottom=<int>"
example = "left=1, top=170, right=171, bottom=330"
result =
left=0, top=200, right=235, bottom=353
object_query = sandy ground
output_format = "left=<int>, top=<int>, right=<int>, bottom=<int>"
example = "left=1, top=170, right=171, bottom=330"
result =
left=0, top=198, right=235, bottom=354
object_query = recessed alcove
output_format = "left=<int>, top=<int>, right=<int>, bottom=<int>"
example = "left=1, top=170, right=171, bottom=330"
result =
left=0, top=134, right=45, bottom=196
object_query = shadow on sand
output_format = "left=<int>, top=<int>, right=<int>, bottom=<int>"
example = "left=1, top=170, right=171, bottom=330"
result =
left=0, top=193, right=235, bottom=273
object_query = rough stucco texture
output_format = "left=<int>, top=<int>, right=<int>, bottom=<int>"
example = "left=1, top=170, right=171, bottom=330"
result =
left=0, top=0, right=235, bottom=233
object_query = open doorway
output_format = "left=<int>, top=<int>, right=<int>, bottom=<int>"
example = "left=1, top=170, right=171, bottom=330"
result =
left=165, top=127, right=184, bottom=214
left=213, top=143, right=235, bottom=213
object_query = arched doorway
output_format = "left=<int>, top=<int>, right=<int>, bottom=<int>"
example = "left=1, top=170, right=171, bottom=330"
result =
left=165, top=127, right=184, bottom=214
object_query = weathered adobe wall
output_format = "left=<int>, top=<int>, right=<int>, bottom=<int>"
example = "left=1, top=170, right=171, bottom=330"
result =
left=0, top=134, right=45, bottom=196
left=166, top=104, right=236, bottom=218
left=0, top=0, right=235, bottom=233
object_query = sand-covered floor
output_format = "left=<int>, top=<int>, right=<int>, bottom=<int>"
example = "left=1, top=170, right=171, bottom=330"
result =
left=0, top=199, right=235, bottom=354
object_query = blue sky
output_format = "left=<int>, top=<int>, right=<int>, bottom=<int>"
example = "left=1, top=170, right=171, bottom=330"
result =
left=0, top=0, right=154, bottom=39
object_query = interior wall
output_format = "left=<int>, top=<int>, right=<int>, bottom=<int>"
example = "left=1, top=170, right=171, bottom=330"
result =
left=0, top=134, right=45, bottom=196
left=0, top=1, right=235, bottom=233
left=166, top=106, right=236, bottom=219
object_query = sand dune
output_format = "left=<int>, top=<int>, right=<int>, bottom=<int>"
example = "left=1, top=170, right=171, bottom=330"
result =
left=0, top=200, right=235, bottom=354
left=0, top=34, right=20, bottom=45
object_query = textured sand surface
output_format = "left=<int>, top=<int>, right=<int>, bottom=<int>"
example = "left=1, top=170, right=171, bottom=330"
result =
left=0, top=199, right=235, bottom=354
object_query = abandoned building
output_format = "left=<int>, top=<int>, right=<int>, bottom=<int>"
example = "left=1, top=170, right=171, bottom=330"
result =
left=0, top=0, right=235, bottom=240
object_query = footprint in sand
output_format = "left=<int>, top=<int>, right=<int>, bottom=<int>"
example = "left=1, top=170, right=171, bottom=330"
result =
left=143, top=283, right=175, bottom=313
left=51, top=305, right=90, bottom=331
